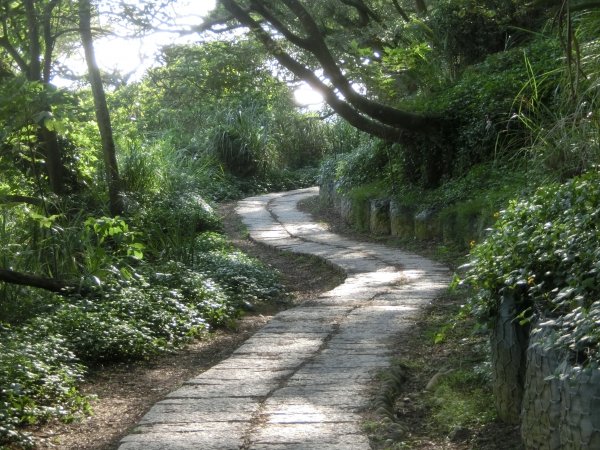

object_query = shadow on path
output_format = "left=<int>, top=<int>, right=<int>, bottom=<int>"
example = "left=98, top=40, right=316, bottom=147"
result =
left=119, top=187, right=451, bottom=450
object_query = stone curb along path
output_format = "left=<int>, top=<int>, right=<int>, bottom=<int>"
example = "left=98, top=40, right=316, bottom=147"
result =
left=119, top=187, right=451, bottom=450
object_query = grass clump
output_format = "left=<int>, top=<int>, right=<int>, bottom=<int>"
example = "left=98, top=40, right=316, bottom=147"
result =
left=428, top=370, right=496, bottom=433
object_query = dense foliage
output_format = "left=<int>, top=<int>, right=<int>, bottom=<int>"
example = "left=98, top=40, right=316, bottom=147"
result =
left=0, top=225, right=285, bottom=445
left=463, top=171, right=600, bottom=367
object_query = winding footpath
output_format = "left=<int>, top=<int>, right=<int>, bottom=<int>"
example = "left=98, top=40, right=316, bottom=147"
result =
left=119, top=187, right=451, bottom=450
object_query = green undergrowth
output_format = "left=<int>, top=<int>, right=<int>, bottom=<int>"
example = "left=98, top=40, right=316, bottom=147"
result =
left=462, top=169, right=600, bottom=368
left=365, top=292, right=505, bottom=449
left=0, top=213, right=285, bottom=447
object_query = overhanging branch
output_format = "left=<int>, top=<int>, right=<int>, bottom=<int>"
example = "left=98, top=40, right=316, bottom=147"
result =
left=0, top=268, right=79, bottom=296
left=220, top=0, right=438, bottom=134
left=220, top=0, right=404, bottom=141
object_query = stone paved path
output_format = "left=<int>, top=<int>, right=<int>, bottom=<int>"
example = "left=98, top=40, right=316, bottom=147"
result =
left=119, top=187, right=451, bottom=450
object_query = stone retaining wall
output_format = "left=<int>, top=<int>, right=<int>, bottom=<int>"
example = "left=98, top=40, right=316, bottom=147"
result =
left=519, top=327, right=600, bottom=449
left=318, top=186, right=485, bottom=246
left=319, top=185, right=600, bottom=449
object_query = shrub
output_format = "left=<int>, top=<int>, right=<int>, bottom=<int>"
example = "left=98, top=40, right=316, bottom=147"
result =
left=334, top=139, right=392, bottom=192
left=146, top=260, right=235, bottom=328
left=428, top=0, right=532, bottom=75
left=29, top=261, right=239, bottom=363
left=0, top=327, right=89, bottom=447
left=462, top=170, right=600, bottom=366
left=397, top=37, right=562, bottom=184
left=194, top=246, right=286, bottom=307
left=135, top=191, right=222, bottom=262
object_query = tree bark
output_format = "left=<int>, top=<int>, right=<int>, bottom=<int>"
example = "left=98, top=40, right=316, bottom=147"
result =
left=415, top=0, right=427, bottom=15
left=24, top=0, right=41, bottom=81
left=20, top=0, right=66, bottom=195
left=39, top=125, right=65, bottom=195
left=79, top=0, right=124, bottom=216
left=391, top=0, right=410, bottom=22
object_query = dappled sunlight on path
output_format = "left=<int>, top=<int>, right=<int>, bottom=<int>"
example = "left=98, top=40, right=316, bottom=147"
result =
left=119, top=187, right=451, bottom=450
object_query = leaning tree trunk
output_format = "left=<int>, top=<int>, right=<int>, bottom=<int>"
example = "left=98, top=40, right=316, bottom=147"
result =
left=79, top=0, right=123, bottom=216
left=0, top=268, right=76, bottom=295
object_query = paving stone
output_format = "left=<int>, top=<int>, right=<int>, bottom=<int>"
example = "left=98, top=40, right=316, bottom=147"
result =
left=167, top=382, right=275, bottom=398
left=121, top=423, right=246, bottom=449
left=140, top=397, right=259, bottom=423
left=119, top=187, right=450, bottom=450
left=186, top=368, right=293, bottom=383
left=251, top=422, right=368, bottom=445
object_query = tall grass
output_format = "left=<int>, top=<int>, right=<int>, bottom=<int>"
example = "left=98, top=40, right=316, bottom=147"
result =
left=511, top=10, right=600, bottom=179
left=211, top=104, right=279, bottom=178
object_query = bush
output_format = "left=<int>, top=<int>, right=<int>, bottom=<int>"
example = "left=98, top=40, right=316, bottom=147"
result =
left=194, top=244, right=286, bottom=307
left=147, top=260, right=235, bottom=328
left=135, top=191, right=222, bottom=262
left=463, top=170, right=600, bottom=366
left=428, top=0, right=532, bottom=75
left=397, top=37, right=562, bottom=184
left=0, top=327, right=89, bottom=447
left=334, top=139, right=392, bottom=192
left=29, top=261, right=239, bottom=364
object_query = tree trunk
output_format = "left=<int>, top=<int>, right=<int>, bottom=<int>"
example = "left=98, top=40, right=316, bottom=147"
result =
left=415, top=0, right=427, bottom=15
left=0, top=268, right=77, bottom=295
left=39, top=126, right=65, bottom=195
left=79, top=0, right=123, bottom=216
left=23, top=0, right=66, bottom=195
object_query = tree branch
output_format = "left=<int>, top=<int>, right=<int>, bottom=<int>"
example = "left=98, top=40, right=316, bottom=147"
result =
left=249, top=1, right=311, bottom=48
left=0, top=268, right=78, bottom=296
left=0, top=38, right=27, bottom=73
left=0, top=195, right=44, bottom=206
left=220, top=0, right=404, bottom=141
left=391, top=0, right=410, bottom=22
left=267, top=0, right=437, bottom=131
left=338, top=0, right=381, bottom=26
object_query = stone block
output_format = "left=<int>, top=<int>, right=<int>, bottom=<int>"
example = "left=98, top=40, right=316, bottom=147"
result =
left=369, top=199, right=390, bottom=235
left=389, top=200, right=415, bottom=238
left=340, top=195, right=353, bottom=224
left=414, top=209, right=440, bottom=240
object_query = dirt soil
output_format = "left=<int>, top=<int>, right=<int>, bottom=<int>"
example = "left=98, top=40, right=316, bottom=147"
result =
left=29, top=196, right=522, bottom=450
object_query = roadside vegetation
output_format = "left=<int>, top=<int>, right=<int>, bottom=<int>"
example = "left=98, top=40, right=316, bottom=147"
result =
left=312, top=2, right=600, bottom=448
left=2, top=0, right=600, bottom=448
